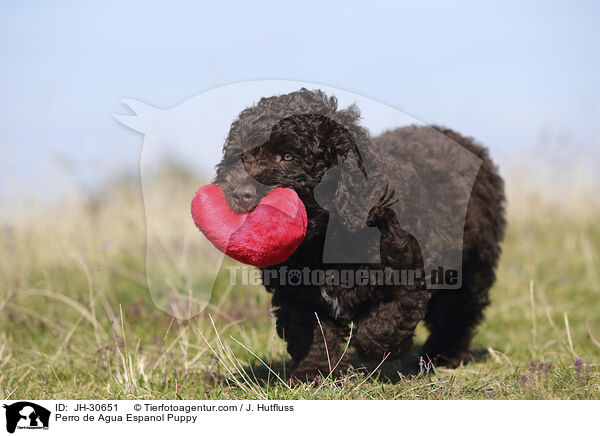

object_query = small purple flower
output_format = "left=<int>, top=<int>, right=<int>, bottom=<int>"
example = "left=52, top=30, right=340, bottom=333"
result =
left=520, top=374, right=528, bottom=385
left=574, top=358, right=583, bottom=379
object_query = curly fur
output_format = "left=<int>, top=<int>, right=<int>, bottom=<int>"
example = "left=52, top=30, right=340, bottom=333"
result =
left=214, top=88, right=506, bottom=381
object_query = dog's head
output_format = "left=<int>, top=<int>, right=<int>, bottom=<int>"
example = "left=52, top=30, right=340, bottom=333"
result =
left=214, top=89, right=382, bottom=233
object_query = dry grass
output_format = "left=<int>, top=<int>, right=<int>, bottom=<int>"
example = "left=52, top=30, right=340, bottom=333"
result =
left=0, top=165, right=598, bottom=399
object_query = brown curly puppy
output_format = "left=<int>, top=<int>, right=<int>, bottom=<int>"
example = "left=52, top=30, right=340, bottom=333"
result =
left=214, top=88, right=505, bottom=381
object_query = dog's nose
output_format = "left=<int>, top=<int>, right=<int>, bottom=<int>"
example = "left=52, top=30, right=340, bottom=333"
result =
left=233, top=184, right=256, bottom=201
left=232, top=184, right=257, bottom=210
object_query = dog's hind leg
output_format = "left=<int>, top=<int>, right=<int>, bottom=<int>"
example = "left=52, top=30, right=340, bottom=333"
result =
left=421, top=259, right=495, bottom=367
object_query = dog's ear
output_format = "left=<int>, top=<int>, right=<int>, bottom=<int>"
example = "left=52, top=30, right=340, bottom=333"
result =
left=314, top=119, right=382, bottom=233
left=332, top=148, right=381, bottom=233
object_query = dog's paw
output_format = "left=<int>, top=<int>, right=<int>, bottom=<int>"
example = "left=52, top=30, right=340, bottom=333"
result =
left=291, top=361, right=353, bottom=384
left=420, top=348, right=472, bottom=369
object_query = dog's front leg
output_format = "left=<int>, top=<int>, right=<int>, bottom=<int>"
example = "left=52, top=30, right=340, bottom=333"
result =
left=271, top=288, right=351, bottom=382
left=291, top=316, right=352, bottom=382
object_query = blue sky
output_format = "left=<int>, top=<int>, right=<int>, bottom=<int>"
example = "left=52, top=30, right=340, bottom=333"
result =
left=1, top=1, right=599, bottom=199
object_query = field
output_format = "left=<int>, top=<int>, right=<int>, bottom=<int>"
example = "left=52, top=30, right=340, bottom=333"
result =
left=1, top=166, right=599, bottom=400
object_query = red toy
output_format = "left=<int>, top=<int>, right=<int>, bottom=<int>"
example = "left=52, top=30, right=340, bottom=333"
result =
left=191, top=184, right=307, bottom=267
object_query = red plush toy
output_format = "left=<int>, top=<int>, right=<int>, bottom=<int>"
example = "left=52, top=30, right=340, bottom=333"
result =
left=191, top=184, right=307, bottom=267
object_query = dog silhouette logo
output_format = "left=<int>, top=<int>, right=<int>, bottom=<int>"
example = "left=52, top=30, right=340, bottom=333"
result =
left=3, top=402, right=50, bottom=433
left=114, top=81, right=483, bottom=319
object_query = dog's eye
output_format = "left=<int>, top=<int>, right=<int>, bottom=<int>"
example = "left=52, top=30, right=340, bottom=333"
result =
left=282, top=153, right=295, bottom=162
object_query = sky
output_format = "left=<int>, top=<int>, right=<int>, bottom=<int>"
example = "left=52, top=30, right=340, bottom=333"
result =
left=1, top=0, right=599, bottom=200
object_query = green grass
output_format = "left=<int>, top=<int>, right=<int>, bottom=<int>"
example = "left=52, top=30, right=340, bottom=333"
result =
left=1, top=171, right=599, bottom=400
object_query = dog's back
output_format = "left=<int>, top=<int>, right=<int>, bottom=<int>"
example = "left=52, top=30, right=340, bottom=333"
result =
left=372, top=124, right=505, bottom=258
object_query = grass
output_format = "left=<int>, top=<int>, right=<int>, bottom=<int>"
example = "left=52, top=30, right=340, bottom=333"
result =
left=0, top=166, right=599, bottom=400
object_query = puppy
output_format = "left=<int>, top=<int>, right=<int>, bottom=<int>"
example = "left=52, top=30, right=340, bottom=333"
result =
left=214, top=88, right=505, bottom=380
